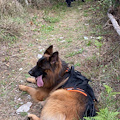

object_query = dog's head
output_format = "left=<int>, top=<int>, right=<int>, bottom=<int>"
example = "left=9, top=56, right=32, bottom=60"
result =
left=28, top=45, right=67, bottom=88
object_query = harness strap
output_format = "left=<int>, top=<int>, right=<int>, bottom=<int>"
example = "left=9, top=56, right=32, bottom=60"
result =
left=65, top=67, right=69, bottom=73
left=65, top=87, right=87, bottom=97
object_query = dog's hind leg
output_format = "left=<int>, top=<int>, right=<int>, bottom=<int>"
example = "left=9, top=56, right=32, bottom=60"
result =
left=26, top=78, right=36, bottom=83
left=28, top=114, right=40, bottom=120
left=19, top=85, right=49, bottom=102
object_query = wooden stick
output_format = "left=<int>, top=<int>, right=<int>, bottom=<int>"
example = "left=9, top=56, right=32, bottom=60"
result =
left=107, top=12, right=120, bottom=36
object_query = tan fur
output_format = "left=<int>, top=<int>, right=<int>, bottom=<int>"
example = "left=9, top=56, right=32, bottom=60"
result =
left=27, top=78, right=36, bottom=83
left=19, top=57, right=63, bottom=101
left=28, top=114, right=40, bottom=120
left=19, top=46, right=88, bottom=120
left=43, top=89, right=87, bottom=120
left=28, top=89, right=87, bottom=120
left=19, top=85, right=50, bottom=102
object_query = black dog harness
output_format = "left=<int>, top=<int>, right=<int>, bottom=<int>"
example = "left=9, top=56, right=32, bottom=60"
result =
left=60, top=66, right=97, bottom=117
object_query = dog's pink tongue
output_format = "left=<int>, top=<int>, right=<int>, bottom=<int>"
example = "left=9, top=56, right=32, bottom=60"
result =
left=36, top=75, right=44, bottom=87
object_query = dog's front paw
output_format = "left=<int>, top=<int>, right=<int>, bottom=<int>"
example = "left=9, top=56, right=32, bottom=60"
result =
left=28, top=114, right=40, bottom=120
left=26, top=78, right=36, bottom=83
left=19, top=85, right=28, bottom=91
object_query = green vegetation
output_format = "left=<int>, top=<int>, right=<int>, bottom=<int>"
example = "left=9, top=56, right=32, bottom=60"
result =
left=65, top=49, right=84, bottom=58
left=84, top=85, right=120, bottom=120
left=98, top=0, right=119, bottom=10
left=43, top=16, right=60, bottom=23
left=20, top=112, right=28, bottom=117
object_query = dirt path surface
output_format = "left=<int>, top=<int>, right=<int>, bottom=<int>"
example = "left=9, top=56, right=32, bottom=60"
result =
left=0, top=2, right=120, bottom=120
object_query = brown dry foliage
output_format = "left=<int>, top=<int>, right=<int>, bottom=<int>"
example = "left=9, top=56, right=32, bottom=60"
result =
left=0, top=0, right=24, bottom=16
left=0, top=19, right=22, bottom=37
left=0, top=0, right=25, bottom=42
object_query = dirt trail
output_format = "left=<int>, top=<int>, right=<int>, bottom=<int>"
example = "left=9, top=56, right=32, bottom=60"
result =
left=0, top=2, right=119, bottom=120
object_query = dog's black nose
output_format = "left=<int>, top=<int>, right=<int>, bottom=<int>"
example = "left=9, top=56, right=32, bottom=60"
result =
left=28, top=70, right=33, bottom=76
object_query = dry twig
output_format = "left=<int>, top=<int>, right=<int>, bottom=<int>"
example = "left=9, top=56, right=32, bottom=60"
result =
left=107, top=12, right=120, bottom=36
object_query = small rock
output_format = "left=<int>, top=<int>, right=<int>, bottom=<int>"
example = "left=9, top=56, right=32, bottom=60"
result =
left=20, top=102, right=24, bottom=104
left=18, top=98, right=22, bottom=101
left=96, top=36, right=102, bottom=40
left=19, top=68, right=23, bottom=71
left=27, top=95, right=31, bottom=99
left=59, top=37, right=64, bottom=39
left=37, top=54, right=42, bottom=58
left=90, top=36, right=94, bottom=39
left=40, top=49, right=44, bottom=52
left=78, top=7, right=82, bottom=10
left=60, top=40, right=65, bottom=43
left=84, top=36, right=88, bottom=40
left=20, top=80, right=24, bottom=83
left=14, top=97, right=17, bottom=100
left=16, top=102, right=32, bottom=114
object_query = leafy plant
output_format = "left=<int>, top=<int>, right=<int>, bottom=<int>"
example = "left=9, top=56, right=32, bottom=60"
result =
left=102, top=85, right=120, bottom=107
left=84, top=85, right=120, bottom=120
left=94, top=40, right=102, bottom=49
left=98, top=0, right=119, bottom=11
left=20, top=112, right=28, bottom=117
left=86, top=40, right=92, bottom=46
left=84, top=108, right=119, bottom=120
left=94, top=108, right=119, bottom=120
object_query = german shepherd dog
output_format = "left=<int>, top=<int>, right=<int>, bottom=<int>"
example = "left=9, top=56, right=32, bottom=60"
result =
left=19, top=45, right=97, bottom=120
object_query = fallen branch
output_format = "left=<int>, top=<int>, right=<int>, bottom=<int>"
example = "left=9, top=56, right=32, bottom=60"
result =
left=103, top=19, right=113, bottom=29
left=107, top=12, right=120, bottom=36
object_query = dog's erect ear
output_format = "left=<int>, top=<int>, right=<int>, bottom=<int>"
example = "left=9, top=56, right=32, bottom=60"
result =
left=49, top=51, right=59, bottom=64
left=44, top=45, right=53, bottom=55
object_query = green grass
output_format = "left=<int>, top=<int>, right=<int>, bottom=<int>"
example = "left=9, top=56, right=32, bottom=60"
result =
left=66, top=38, right=73, bottom=43
left=0, top=80, right=6, bottom=86
left=0, top=30, right=17, bottom=43
left=32, top=24, right=54, bottom=33
left=86, top=40, right=92, bottom=46
left=21, top=91, right=28, bottom=95
left=20, top=112, right=28, bottom=117
left=94, top=40, right=103, bottom=49
left=83, top=13, right=89, bottom=17
left=25, top=74, right=31, bottom=78
left=74, top=63, right=81, bottom=67
left=41, top=25, right=54, bottom=33
left=65, top=48, right=84, bottom=58
left=10, top=17, right=26, bottom=24
left=43, top=16, right=60, bottom=23
left=4, top=56, right=10, bottom=62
